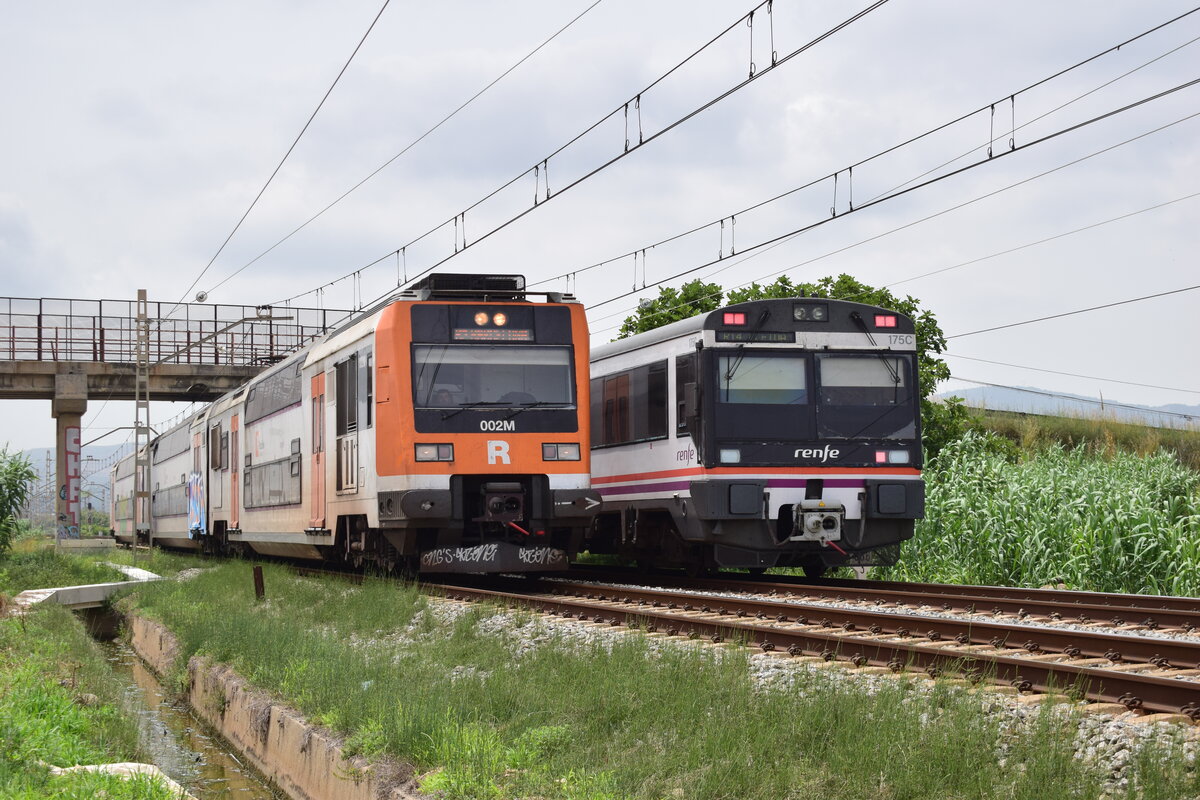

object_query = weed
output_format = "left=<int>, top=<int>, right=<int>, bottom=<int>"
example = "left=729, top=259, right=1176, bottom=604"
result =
left=122, top=563, right=1200, bottom=799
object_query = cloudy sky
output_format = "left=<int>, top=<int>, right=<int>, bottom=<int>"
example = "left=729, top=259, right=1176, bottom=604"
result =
left=2, top=0, right=1198, bottom=462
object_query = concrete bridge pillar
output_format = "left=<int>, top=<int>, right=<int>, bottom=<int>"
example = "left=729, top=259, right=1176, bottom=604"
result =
left=51, top=365, right=87, bottom=539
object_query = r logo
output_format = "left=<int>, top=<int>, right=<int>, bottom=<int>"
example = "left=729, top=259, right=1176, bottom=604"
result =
left=487, top=440, right=511, bottom=465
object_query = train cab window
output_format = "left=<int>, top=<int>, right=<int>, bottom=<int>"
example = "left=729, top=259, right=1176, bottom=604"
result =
left=817, top=355, right=909, bottom=406
left=815, top=354, right=916, bottom=440
left=412, top=345, right=574, bottom=407
left=717, top=355, right=807, bottom=405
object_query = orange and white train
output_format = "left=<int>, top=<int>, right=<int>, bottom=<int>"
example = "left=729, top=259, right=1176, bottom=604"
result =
left=111, top=274, right=599, bottom=573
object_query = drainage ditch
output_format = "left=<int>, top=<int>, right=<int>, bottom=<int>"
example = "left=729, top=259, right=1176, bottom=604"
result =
left=94, top=620, right=282, bottom=799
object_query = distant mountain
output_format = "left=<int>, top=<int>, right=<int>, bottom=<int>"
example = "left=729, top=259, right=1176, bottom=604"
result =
left=938, top=386, right=1200, bottom=430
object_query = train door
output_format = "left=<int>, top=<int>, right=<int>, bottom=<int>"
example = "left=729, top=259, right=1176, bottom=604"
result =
left=311, top=372, right=326, bottom=528
left=230, top=415, right=240, bottom=529
left=336, top=355, right=359, bottom=492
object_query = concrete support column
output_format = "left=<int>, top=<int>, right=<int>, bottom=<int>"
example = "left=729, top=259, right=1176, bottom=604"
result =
left=52, top=366, right=87, bottom=540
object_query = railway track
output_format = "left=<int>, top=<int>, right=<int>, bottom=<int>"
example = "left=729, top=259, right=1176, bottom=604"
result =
left=432, top=575, right=1200, bottom=720
left=564, top=567, right=1200, bottom=634
left=281, top=562, right=1200, bottom=719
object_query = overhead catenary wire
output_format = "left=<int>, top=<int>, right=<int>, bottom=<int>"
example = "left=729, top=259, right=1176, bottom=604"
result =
left=532, top=7, right=1200, bottom=291
left=586, top=182, right=1200, bottom=335
left=271, top=0, right=894, bottom=308
left=203, top=0, right=607, bottom=300
left=582, top=83, right=1200, bottom=315
left=169, top=0, right=393, bottom=318
left=945, top=353, right=1200, bottom=396
left=947, top=284, right=1200, bottom=339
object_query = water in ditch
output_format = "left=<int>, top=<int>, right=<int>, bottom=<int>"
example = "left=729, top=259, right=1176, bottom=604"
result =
left=102, top=638, right=283, bottom=799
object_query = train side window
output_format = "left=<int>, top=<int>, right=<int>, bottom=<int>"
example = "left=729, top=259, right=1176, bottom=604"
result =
left=629, top=361, right=667, bottom=441
left=589, top=377, right=603, bottom=446
left=209, top=425, right=222, bottom=470
left=595, top=363, right=666, bottom=446
left=602, top=374, right=630, bottom=444
left=220, top=432, right=229, bottom=470
left=646, top=361, right=667, bottom=438
left=675, top=354, right=696, bottom=434
left=365, top=353, right=374, bottom=428
left=336, top=355, right=358, bottom=436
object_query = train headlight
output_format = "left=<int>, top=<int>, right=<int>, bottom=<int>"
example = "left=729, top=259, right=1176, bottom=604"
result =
left=542, top=443, right=581, bottom=461
left=793, top=303, right=829, bottom=322
left=415, top=444, right=454, bottom=462
left=492, top=312, right=507, bottom=326
left=719, top=448, right=741, bottom=464
left=875, top=450, right=910, bottom=464
left=473, top=312, right=488, bottom=326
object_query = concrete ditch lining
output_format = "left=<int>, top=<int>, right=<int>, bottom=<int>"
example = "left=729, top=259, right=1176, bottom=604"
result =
left=127, top=614, right=423, bottom=800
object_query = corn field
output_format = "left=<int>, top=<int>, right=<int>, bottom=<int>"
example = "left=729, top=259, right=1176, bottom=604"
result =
left=878, top=432, right=1200, bottom=595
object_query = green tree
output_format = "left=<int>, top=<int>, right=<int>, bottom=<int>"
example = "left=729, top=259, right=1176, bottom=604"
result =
left=0, top=448, right=37, bottom=557
left=621, top=274, right=970, bottom=454
left=617, top=279, right=723, bottom=339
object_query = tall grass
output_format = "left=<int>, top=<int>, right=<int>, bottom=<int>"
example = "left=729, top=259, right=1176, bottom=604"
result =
left=0, top=605, right=179, bottom=799
left=972, top=408, right=1200, bottom=470
left=126, top=564, right=1200, bottom=799
left=0, top=549, right=124, bottom=596
left=879, top=432, right=1200, bottom=594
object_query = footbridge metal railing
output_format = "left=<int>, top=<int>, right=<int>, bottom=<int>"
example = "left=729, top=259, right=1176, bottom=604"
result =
left=0, top=296, right=353, bottom=366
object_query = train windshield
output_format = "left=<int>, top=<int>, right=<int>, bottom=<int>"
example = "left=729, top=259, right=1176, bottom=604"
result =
left=816, top=354, right=916, bottom=439
left=717, top=355, right=807, bottom=405
left=413, top=345, right=575, bottom=408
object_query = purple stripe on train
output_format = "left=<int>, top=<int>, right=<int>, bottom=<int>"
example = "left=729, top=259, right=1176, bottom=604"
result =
left=596, top=478, right=869, bottom=497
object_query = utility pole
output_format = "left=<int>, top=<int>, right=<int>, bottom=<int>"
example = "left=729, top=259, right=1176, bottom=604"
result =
left=134, top=290, right=151, bottom=549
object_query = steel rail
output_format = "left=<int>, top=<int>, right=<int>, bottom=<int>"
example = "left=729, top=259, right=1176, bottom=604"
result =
left=565, top=567, right=1200, bottom=632
left=529, top=579, right=1200, bottom=670
left=431, top=580, right=1200, bottom=718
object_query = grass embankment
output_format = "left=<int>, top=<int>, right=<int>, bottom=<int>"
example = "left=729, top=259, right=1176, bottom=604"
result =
left=0, top=548, right=124, bottom=598
left=128, top=563, right=1200, bottom=800
left=880, top=432, right=1200, bottom=594
left=971, top=408, right=1200, bottom=470
left=0, top=604, right=179, bottom=799
left=101, top=546, right=208, bottom=577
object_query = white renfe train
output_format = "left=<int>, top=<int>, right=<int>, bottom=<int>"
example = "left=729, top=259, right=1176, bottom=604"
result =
left=586, top=297, right=925, bottom=577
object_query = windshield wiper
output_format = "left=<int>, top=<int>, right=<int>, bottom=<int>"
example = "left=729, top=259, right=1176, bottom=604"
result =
left=440, top=401, right=512, bottom=420
left=722, top=307, right=772, bottom=390
left=849, top=311, right=902, bottom=400
left=505, top=401, right=569, bottom=420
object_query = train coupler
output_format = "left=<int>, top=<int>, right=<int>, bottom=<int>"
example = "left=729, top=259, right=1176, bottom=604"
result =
left=789, top=500, right=845, bottom=544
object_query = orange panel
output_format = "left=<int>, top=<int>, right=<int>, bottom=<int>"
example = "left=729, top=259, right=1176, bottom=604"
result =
left=374, top=301, right=592, bottom=478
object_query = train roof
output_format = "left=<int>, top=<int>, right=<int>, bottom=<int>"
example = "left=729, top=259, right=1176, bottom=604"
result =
left=592, top=296, right=913, bottom=361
